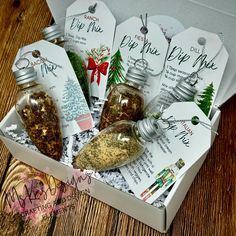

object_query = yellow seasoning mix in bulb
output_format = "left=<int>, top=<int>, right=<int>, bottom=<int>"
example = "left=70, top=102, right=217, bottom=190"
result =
left=73, top=118, right=163, bottom=171
left=14, top=67, right=63, bottom=160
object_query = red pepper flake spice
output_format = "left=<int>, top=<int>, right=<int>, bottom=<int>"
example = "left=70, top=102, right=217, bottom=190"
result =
left=20, top=91, right=63, bottom=160
left=99, top=84, right=144, bottom=130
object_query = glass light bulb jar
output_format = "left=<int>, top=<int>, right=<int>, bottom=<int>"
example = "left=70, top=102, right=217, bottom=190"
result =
left=73, top=118, right=163, bottom=171
left=42, top=24, right=67, bottom=47
left=99, top=67, right=147, bottom=130
left=144, top=78, right=197, bottom=119
left=14, top=67, right=63, bottom=161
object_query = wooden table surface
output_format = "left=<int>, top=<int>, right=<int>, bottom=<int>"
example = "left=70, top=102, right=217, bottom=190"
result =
left=0, top=0, right=235, bottom=235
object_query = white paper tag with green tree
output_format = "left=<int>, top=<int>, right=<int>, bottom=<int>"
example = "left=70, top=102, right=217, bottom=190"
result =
left=65, top=0, right=116, bottom=99
left=12, top=40, right=93, bottom=137
left=120, top=102, right=212, bottom=204
left=109, top=17, right=168, bottom=103
left=158, top=27, right=229, bottom=116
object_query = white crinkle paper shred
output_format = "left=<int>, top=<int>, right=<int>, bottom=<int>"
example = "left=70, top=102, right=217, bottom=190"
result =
left=4, top=97, right=169, bottom=208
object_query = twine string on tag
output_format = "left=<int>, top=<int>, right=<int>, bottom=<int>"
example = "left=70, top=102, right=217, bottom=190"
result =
left=160, top=117, right=218, bottom=135
left=52, top=2, right=98, bottom=67
left=139, top=13, right=148, bottom=70
left=57, top=3, right=97, bottom=23
left=15, top=50, right=62, bottom=77
left=15, top=50, right=63, bottom=68
left=182, top=39, right=206, bottom=85
left=198, top=32, right=224, bottom=74
left=183, top=32, right=224, bottom=84
left=31, top=50, right=63, bottom=68
left=134, top=14, right=148, bottom=71
left=134, top=14, right=167, bottom=78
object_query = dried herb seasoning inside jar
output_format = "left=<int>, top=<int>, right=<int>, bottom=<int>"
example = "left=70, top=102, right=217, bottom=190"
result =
left=99, top=67, right=147, bottom=130
left=73, top=118, right=164, bottom=171
left=14, top=67, right=63, bottom=160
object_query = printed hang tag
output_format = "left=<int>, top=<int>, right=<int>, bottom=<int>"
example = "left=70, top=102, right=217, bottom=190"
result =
left=12, top=40, right=93, bottom=138
left=109, top=17, right=168, bottom=103
left=158, top=27, right=229, bottom=116
left=120, top=102, right=212, bottom=204
left=65, top=0, right=116, bottom=99
left=148, top=15, right=185, bottom=43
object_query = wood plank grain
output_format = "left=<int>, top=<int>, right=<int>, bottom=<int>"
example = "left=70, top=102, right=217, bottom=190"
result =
left=0, top=0, right=52, bottom=187
left=0, top=159, right=59, bottom=236
left=52, top=186, right=169, bottom=236
left=0, top=211, right=24, bottom=236
left=0, top=0, right=235, bottom=235
left=0, top=0, right=52, bottom=120
left=0, top=0, right=54, bottom=235
left=0, top=0, right=52, bottom=185
left=172, top=95, right=236, bottom=235
left=0, top=146, right=11, bottom=185
left=114, top=212, right=168, bottom=236
left=0, top=1, right=169, bottom=234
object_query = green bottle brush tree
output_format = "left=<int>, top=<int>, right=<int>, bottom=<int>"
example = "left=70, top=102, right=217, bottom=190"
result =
left=67, top=51, right=91, bottom=107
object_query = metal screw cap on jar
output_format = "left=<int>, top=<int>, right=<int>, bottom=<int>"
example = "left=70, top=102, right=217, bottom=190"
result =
left=42, top=24, right=64, bottom=42
left=13, top=67, right=37, bottom=85
left=137, top=118, right=164, bottom=141
left=173, top=79, right=197, bottom=101
left=126, top=67, right=148, bottom=87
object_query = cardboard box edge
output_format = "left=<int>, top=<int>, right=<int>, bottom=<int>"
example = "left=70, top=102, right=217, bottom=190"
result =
left=0, top=129, right=166, bottom=232
left=0, top=106, right=221, bottom=233
left=163, top=107, right=221, bottom=230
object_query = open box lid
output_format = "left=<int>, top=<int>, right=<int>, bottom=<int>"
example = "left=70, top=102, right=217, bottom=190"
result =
left=47, top=0, right=236, bottom=106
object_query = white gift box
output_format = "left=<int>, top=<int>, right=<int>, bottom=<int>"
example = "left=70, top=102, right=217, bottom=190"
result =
left=0, top=106, right=220, bottom=232
left=1, top=0, right=236, bottom=233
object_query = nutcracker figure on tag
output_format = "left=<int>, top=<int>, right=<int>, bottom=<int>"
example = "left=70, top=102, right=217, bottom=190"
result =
left=140, top=159, right=185, bottom=201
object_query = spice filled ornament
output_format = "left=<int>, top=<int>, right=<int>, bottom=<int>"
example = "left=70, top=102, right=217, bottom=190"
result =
left=99, top=67, right=147, bottom=130
left=73, top=118, right=164, bottom=171
left=144, top=76, right=198, bottom=119
left=42, top=24, right=91, bottom=107
left=14, top=67, right=63, bottom=161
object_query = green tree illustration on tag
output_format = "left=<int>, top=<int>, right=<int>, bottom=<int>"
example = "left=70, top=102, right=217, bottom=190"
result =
left=62, top=77, right=92, bottom=130
left=197, top=82, right=214, bottom=116
left=67, top=51, right=90, bottom=107
left=107, top=49, right=125, bottom=90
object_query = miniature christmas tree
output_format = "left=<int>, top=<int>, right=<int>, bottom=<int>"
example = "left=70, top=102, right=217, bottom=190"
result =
left=197, top=82, right=214, bottom=116
left=62, top=77, right=90, bottom=122
left=67, top=51, right=90, bottom=107
left=107, top=49, right=125, bottom=89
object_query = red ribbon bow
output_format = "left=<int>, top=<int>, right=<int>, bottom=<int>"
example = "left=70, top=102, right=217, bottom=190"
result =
left=87, top=57, right=109, bottom=86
